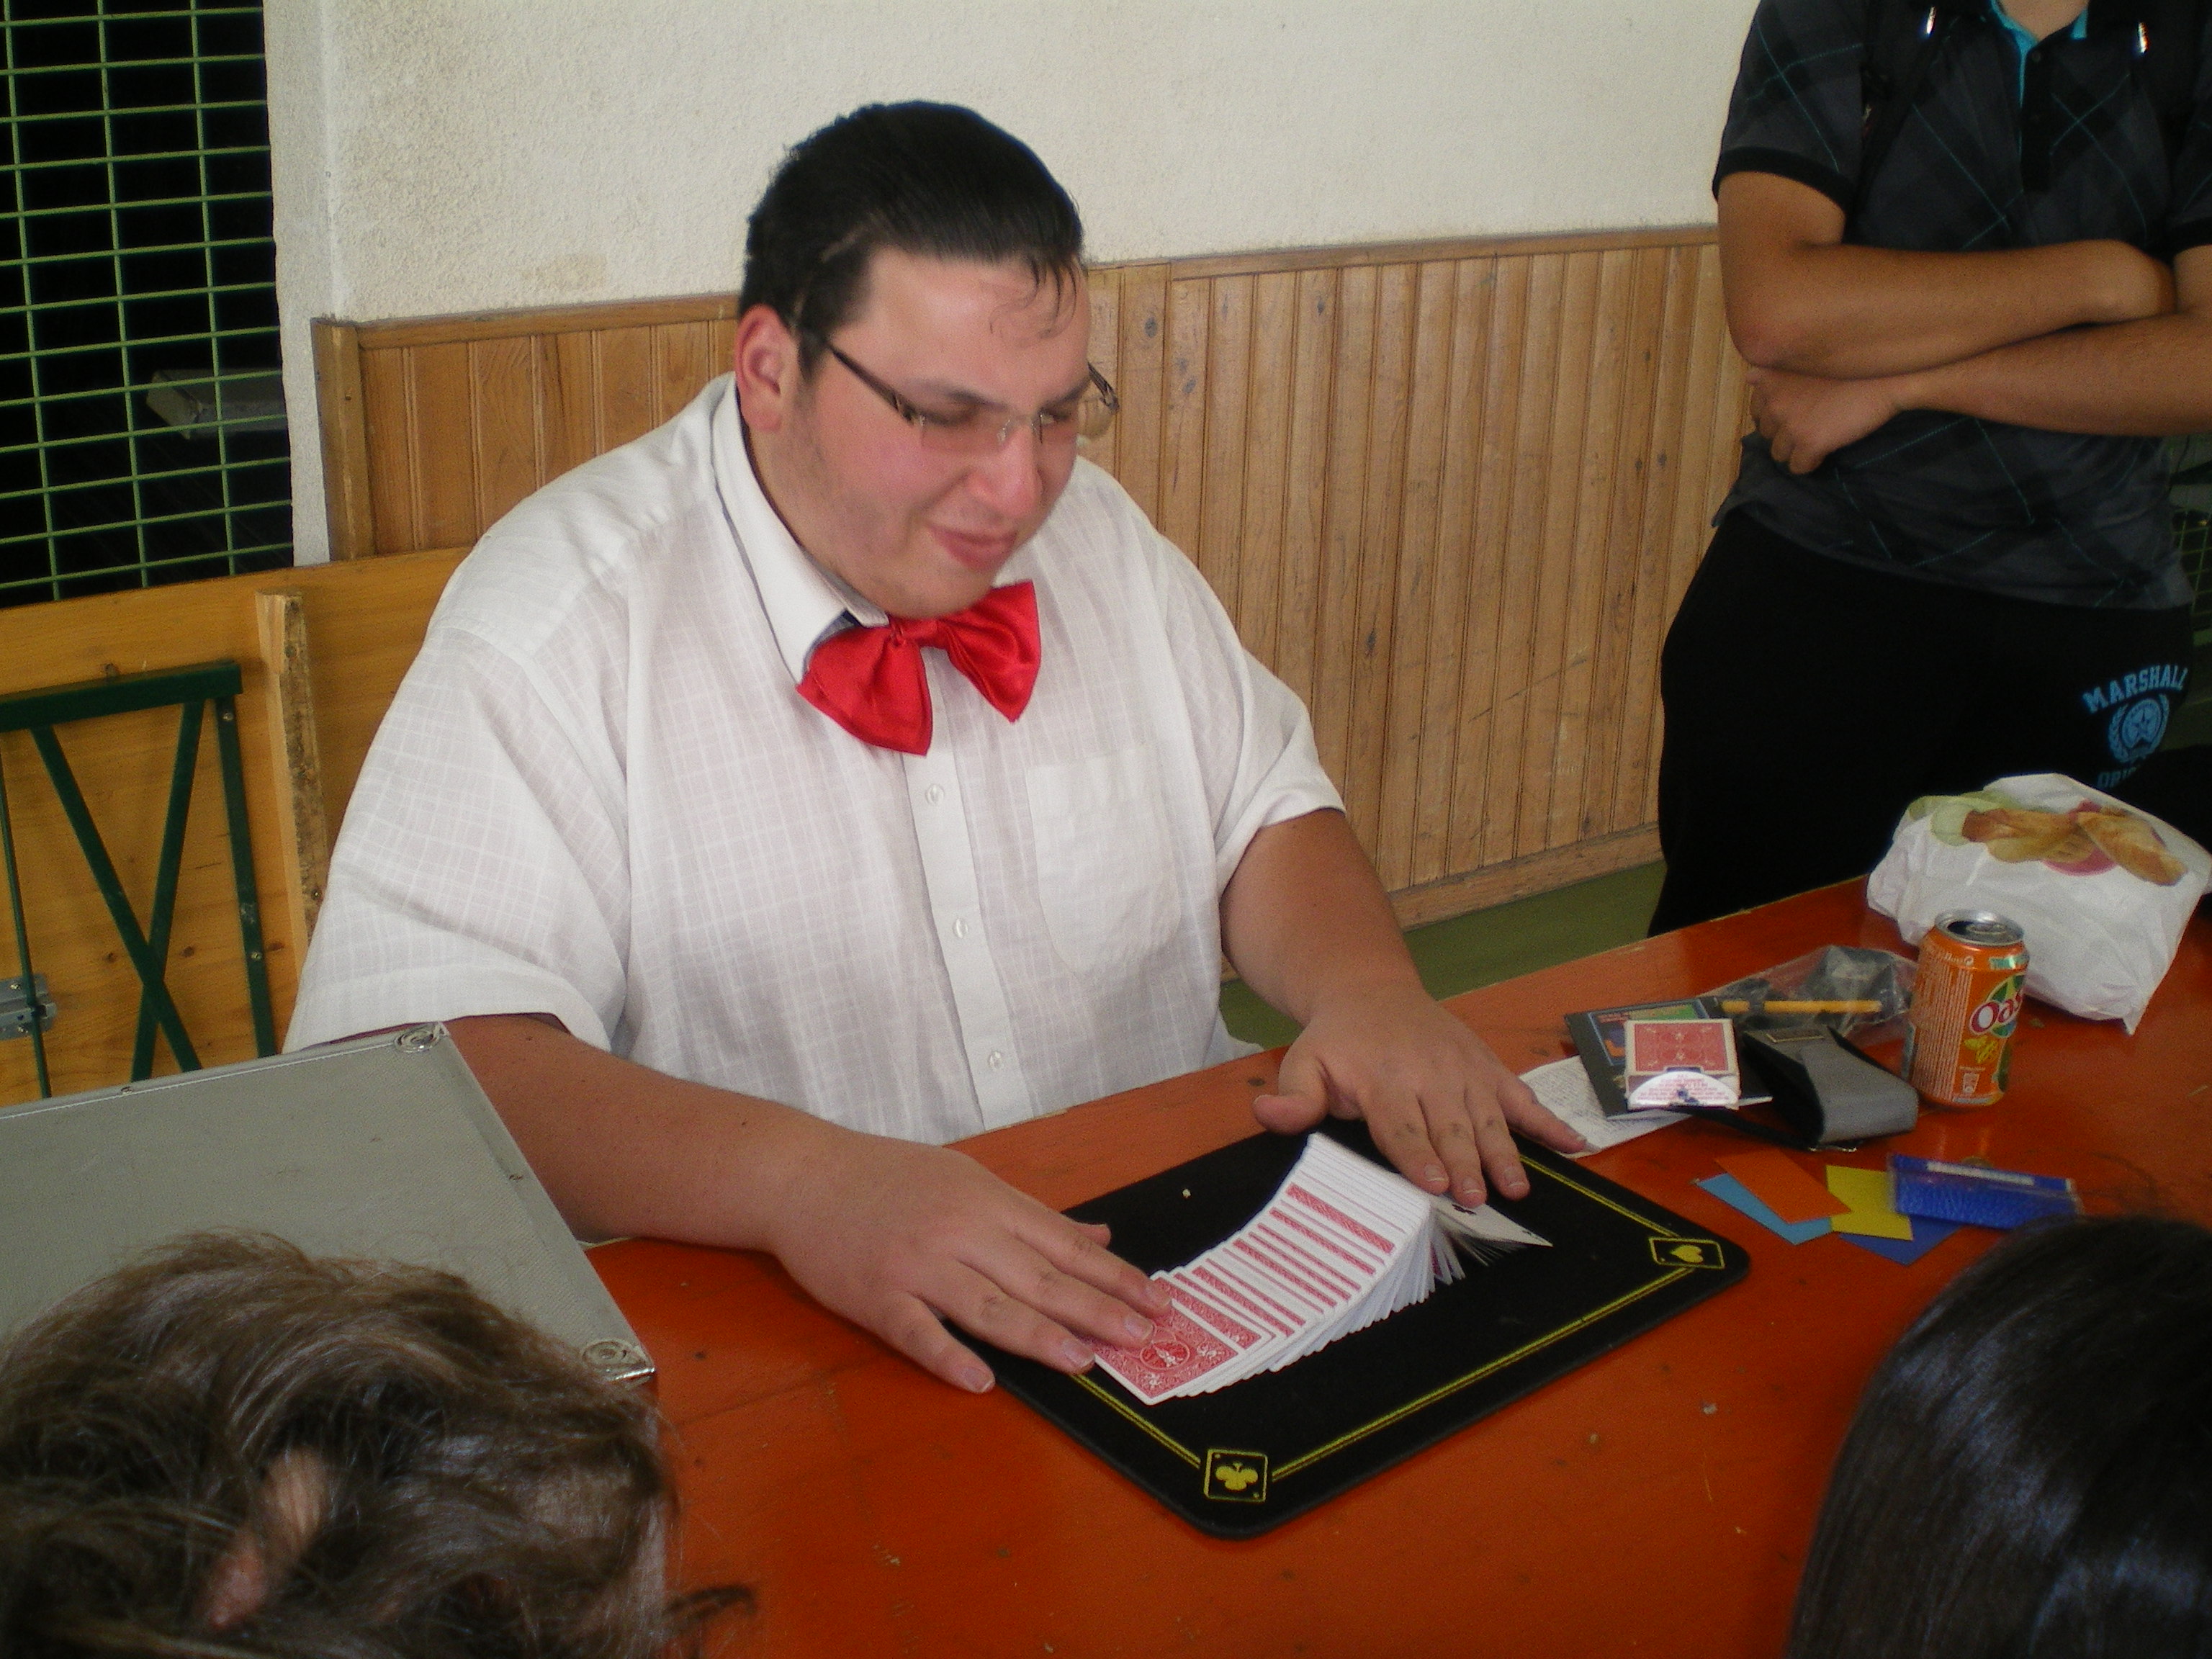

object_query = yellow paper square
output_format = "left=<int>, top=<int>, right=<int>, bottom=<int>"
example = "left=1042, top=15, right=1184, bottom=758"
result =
left=1825, top=1164, right=1913, bottom=1240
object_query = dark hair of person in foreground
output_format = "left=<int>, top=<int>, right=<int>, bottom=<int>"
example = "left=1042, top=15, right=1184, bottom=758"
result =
left=1788, top=1214, right=2212, bottom=1659
left=0, top=1233, right=749, bottom=1659
left=737, top=99, right=1084, bottom=373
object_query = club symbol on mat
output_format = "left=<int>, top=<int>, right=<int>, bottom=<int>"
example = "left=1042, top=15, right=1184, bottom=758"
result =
left=1204, top=1449, right=1271, bottom=1503
left=1648, top=1236, right=1725, bottom=1269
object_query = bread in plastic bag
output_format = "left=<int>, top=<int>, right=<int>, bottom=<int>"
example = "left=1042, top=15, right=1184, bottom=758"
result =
left=1866, top=773, right=2210, bottom=1033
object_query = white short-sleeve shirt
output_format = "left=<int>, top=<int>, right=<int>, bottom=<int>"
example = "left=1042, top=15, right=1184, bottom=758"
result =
left=287, top=376, right=1342, bottom=1144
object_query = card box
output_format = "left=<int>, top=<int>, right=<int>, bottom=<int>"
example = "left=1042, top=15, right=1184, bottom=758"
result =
left=983, top=1122, right=1748, bottom=1537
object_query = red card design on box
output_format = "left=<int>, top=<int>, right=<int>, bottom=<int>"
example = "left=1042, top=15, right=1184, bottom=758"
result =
left=1626, top=1019, right=1733, bottom=1074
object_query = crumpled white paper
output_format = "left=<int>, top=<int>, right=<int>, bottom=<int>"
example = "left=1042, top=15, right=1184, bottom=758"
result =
left=1866, top=773, right=2210, bottom=1033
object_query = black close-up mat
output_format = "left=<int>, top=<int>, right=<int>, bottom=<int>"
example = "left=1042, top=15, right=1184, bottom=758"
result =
left=983, top=1123, right=1748, bottom=1538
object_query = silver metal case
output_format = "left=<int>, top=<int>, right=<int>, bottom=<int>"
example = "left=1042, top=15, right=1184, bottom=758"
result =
left=0, top=1025, right=650, bottom=1385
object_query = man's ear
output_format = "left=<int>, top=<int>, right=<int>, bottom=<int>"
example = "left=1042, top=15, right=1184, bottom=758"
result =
left=732, top=304, right=801, bottom=435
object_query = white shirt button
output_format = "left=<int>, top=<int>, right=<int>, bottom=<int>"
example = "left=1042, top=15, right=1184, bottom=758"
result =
left=925, top=783, right=943, bottom=804
left=987, top=1050, right=1004, bottom=1069
left=953, top=917, right=969, bottom=938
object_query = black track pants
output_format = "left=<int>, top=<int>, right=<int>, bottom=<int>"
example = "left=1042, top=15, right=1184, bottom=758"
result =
left=1648, top=512, right=2193, bottom=935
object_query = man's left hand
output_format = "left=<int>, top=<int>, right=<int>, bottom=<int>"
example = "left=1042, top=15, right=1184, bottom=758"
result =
left=1748, top=364, right=1911, bottom=474
left=1251, top=980, right=1586, bottom=1206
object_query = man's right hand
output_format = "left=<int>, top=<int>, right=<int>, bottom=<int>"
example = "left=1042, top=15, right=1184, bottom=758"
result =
left=443, top=1014, right=1170, bottom=1395
left=763, top=1126, right=1172, bottom=1393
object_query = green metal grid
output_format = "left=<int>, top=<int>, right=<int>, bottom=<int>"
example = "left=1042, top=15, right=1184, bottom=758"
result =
left=2, top=0, right=290, bottom=608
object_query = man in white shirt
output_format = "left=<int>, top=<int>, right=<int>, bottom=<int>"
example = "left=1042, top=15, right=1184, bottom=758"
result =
left=291, top=102, right=1581, bottom=1393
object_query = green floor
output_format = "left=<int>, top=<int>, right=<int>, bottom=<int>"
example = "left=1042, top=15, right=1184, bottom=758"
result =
left=1219, top=861, right=1666, bottom=1048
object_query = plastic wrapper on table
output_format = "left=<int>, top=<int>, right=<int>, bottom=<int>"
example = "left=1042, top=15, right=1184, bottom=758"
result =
left=1867, top=773, right=2211, bottom=1033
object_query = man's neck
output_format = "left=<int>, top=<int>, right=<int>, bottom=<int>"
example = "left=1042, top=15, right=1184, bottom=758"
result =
left=1997, top=0, right=2088, bottom=42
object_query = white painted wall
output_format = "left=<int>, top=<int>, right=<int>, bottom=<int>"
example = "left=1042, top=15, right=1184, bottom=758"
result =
left=266, top=0, right=1761, bottom=560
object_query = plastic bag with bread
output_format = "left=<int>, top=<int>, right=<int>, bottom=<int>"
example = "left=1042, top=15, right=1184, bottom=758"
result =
left=1869, top=773, right=2209, bottom=1032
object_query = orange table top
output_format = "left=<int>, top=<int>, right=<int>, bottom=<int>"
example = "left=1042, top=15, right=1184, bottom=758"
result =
left=590, top=884, right=2212, bottom=1658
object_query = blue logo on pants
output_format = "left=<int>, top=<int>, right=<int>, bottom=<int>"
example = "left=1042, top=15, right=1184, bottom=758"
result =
left=2108, top=695, right=2172, bottom=765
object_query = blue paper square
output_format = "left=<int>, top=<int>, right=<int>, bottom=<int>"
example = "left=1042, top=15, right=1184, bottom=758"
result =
left=1696, top=1172, right=1833, bottom=1244
left=1836, top=1214, right=1961, bottom=1266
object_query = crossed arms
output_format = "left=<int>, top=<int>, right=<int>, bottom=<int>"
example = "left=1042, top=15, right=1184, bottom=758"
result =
left=1720, top=170, right=2212, bottom=471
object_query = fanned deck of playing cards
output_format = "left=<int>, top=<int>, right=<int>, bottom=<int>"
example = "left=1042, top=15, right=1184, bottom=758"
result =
left=1092, top=1134, right=1550, bottom=1403
left=982, top=1123, right=1748, bottom=1538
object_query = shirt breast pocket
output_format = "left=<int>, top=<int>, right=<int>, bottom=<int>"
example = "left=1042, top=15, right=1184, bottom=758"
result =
left=1025, top=745, right=1182, bottom=979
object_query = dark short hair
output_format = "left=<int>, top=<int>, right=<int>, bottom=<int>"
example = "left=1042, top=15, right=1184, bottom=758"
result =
left=737, top=101, right=1085, bottom=372
left=0, top=1233, right=747, bottom=1659
left=1787, top=1215, right=2212, bottom=1659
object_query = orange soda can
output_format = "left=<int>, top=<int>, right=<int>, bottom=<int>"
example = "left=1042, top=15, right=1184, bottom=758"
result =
left=1905, top=911, right=2029, bottom=1107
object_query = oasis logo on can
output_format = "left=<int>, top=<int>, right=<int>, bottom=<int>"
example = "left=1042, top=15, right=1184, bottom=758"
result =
left=1967, top=975, right=2025, bottom=1043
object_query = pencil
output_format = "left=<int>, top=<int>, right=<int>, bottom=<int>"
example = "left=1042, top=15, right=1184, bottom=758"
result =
left=1719, top=998, right=1883, bottom=1015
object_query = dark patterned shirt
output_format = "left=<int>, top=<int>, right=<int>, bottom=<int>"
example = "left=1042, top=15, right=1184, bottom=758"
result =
left=1714, top=0, right=2212, bottom=608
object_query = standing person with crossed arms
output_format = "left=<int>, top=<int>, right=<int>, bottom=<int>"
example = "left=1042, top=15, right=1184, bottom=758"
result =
left=289, top=103, right=1584, bottom=1396
left=1651, top=0, right=2212, bottom=935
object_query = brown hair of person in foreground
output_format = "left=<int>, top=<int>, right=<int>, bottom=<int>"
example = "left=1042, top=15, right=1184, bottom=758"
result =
left=0, top=1232, right=750, bottom=1659
left=1789, top=1214, right=2212, bottom=1658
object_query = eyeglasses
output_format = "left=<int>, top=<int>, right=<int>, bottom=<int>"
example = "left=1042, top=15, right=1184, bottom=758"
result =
left=810, top=332, right=1119, bottom=456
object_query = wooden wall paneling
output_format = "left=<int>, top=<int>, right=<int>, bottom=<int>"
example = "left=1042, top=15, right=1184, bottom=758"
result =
left=1233, top=271, right=1297, bottom=667
left=1449, top=256, right=1527, bottom=878
left=1372, top=261, right=1455, bottom=891
left=1344, top=264, right=1417, bottom=865
left=1314, top=264, right=1377, bottom=814
left=546, top=330, right=603, bottom=482
left=1480, top=253, right=1563, bottom=868
left=1407, top=258, right=1494, bottom=891
left=359, top=347, right=419, bottom=558
left=650, top=319, right=711, bottom=426
left=469, top=333, right=545, bottom=536
left=709, top=318, right=737, bottom=395
left=1272, top=268, right=1338, bottom=711
left=1545, top=248, right=1634, bottom=853
left=1517, top=250, right=1601, bottom=858
left=1613, top=243, right=1706, bottom=829
left=407, top=341, right=481, bottom=554
left=1110, top=264, right=1169, bottom=521
left=1156, top=276, right=1210, bottom=569
left=595, top=325, right=660, bottom=454
left=1583, top=245, right=1671, bottom=842
left=1084, top=271, right=1122, bottom=480
left=1197, top=274, right=1254, bottom=612
left=311, top=321, right=375, bottom=560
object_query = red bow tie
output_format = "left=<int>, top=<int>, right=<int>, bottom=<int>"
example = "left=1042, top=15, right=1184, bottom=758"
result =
left=797, top=580, right=1040, bottom=755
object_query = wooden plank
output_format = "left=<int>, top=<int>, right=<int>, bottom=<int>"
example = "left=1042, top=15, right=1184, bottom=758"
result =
left=1516, top=250, right=1601, bottom=857
left=1544, top=248, right=1632, bottom=853
left=407, top=341, right=481, bottom=555
left=1164, top=225, right=1717, bottom=285
left=545, top=330, right=603, bottom=482
left=310, top=320, right=374, bottom=560
left=1157, top=276, right=1211, bottom=566
left=1388, top=826, right=1662, bottom=932
left=1410, top=258, right=1493, bottom=888
left=1612, top=244, right=1704, bottom=830
left=1271, top=268, right=1337, bottom=710
left=353, top=291, right=739, bottom=350
left=1197, top=275, right=1254, bottom=608
left=1313, top=264, right=1378, bottom=811
left=1372, top=261, right=1454, bottom=891
left=1084, top=269, right=1121, bottom=480
left=596, top=325, right=660, bottom=453
left=1235, top=270, right=1298, bottom=667
left=1110, top=264, right=1170, bottom=521
left=1344, top=264, right=1417, bottom=860
left=1449, top=256, right=1527, bottom=876
left=358, top=347, right=417, bottom=557
left=1482, top=253, right=1562, bottom=870
left=255, top=588, right=330, bottom=951
left=469, top=333, right=545, bottom=534
left=652, top=319, right=714, bottom=427
left=1583, top=245, right=1671, bottom=841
